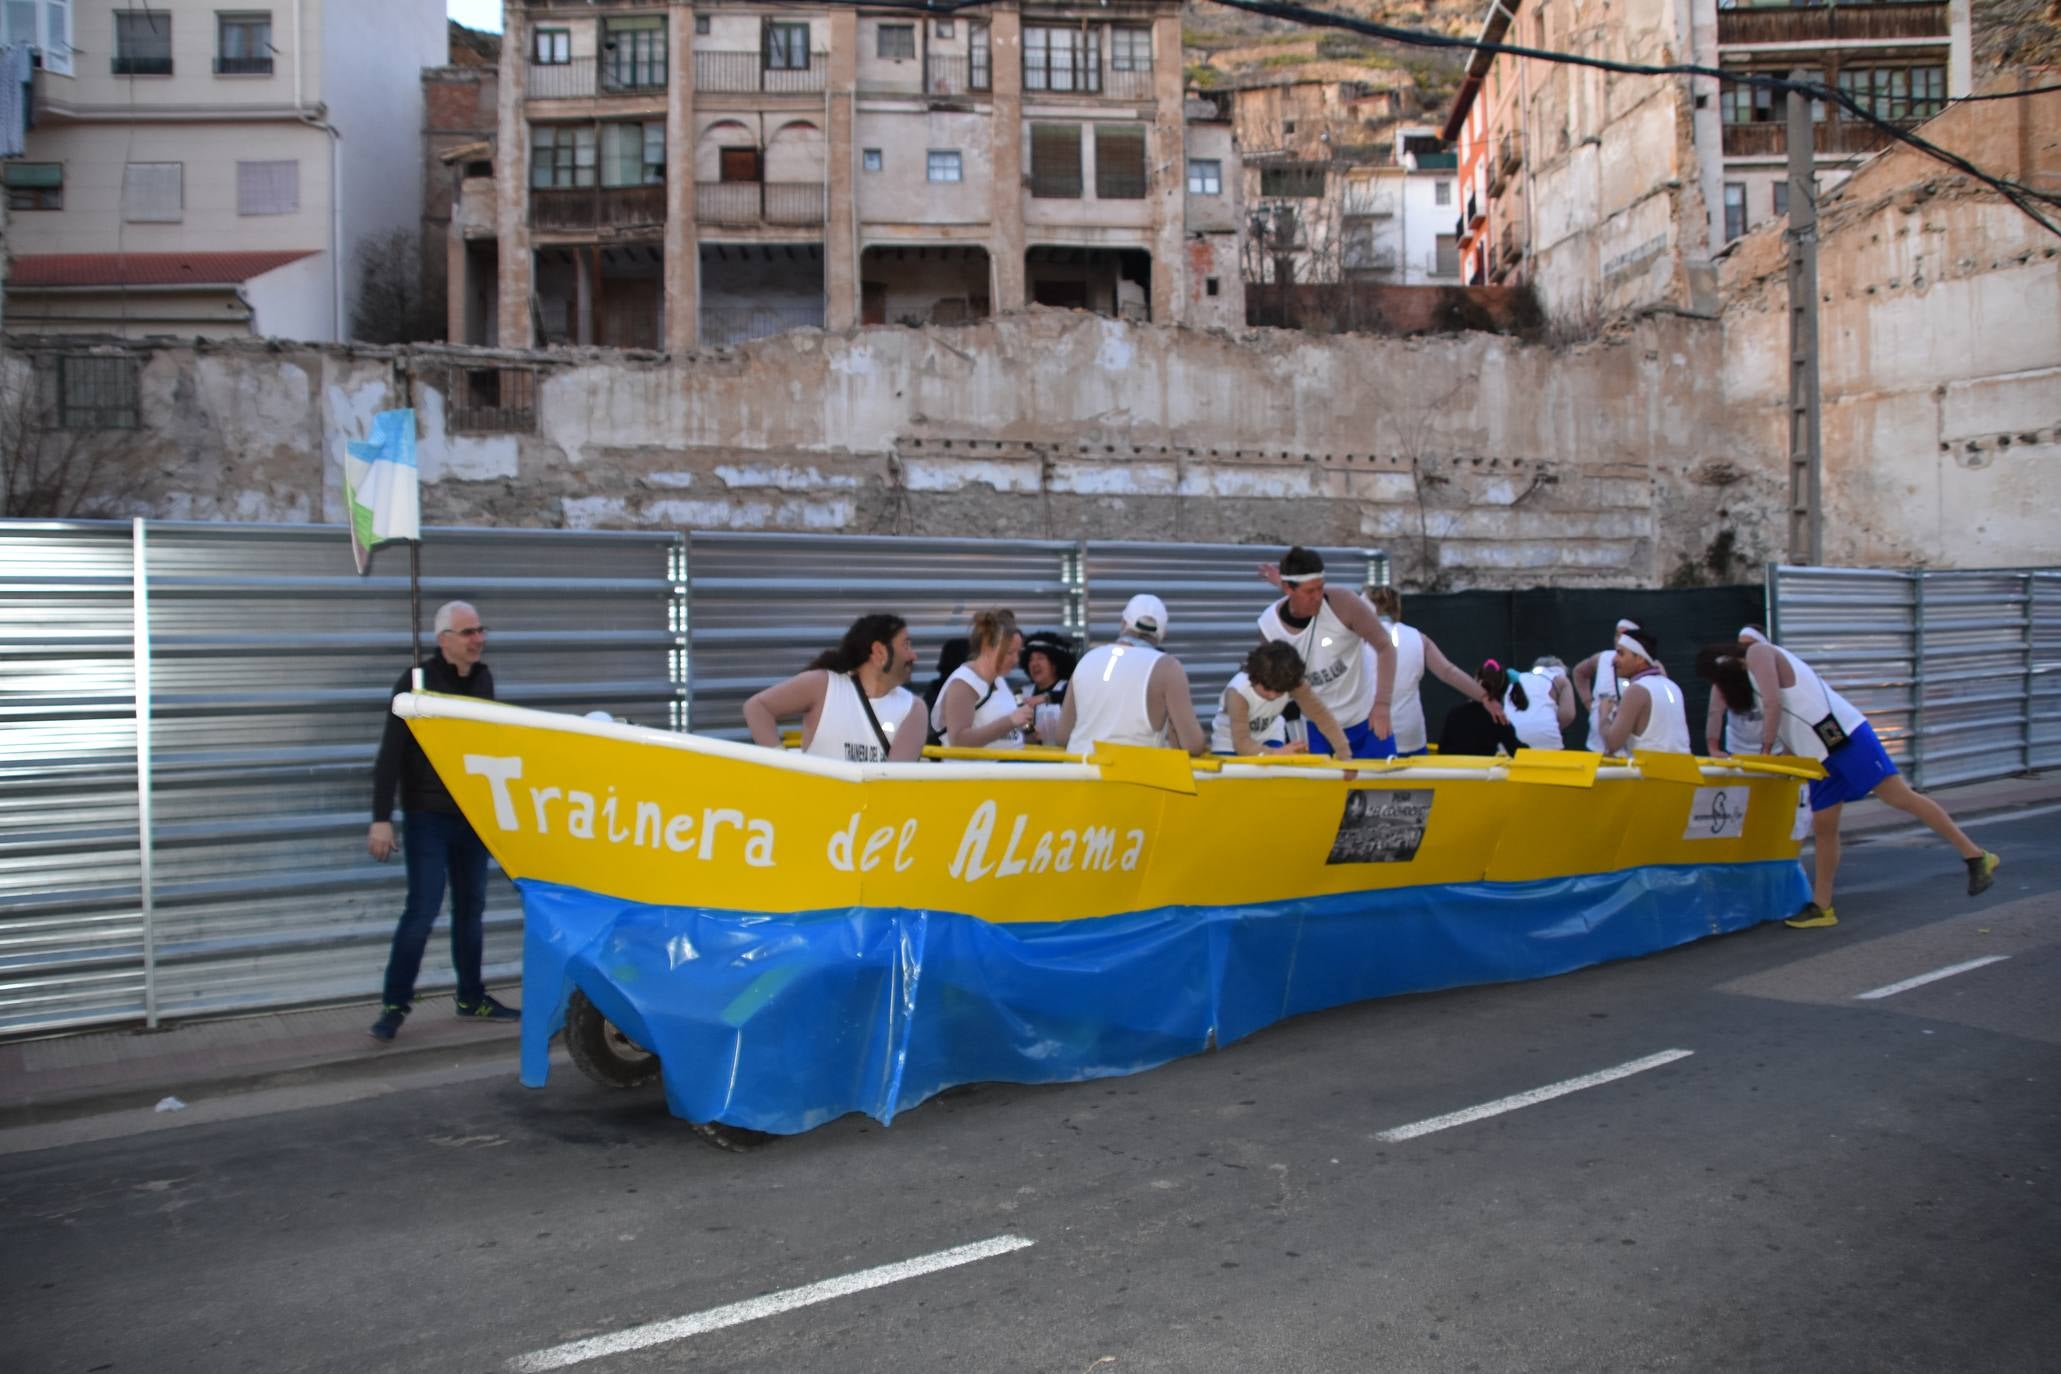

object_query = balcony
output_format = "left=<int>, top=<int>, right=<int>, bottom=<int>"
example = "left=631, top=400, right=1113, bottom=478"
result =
left=214, top=55, right=274, bottom=75
left=1498, top=132, right=1522, bottom=176
left=528, top=54, right=670, bottom=100
left=696, top=182, right=826, bottom=228
left=695, top=51, right=827, bottom=95
left=1022, top=54, right=1155, bottom=100
left=1720, top=119, right=1896, bottom=157
left=529, top=184, right=668, bottom=234
left=701, top=302, right=826, bottom=348
left=1104, top=67, right=1156, bottom=101
left=1467, top=193, right=1484, bottom=227
left=1717, top=2, right=1949, bottom=47
left=925, top=53, right=992, bottom=97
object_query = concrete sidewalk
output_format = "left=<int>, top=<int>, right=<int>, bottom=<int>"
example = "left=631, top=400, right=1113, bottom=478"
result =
left=3, top=770, right=2050, bottom=1129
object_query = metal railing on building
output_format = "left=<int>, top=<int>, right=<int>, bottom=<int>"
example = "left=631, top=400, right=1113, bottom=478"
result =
left=694, top=50, right=828, bottom=95
left=924, top=53, right=992, bottom=96
left=695, top=182, right=826, bottom=227
left=698, top=301, right=828, bottom=346
left=1768, top=565, right=2061, bottom=789
left=526, top=53, right=671, bottom=100
left=529, top=184, right=667, bottom=233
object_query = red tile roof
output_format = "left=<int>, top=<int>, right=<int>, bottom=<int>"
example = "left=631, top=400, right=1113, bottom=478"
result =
left=7, top=251, right=319, bottom=288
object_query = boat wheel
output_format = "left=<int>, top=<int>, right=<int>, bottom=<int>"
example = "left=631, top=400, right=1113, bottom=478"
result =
left=563, top=989, right=661, bottom=1089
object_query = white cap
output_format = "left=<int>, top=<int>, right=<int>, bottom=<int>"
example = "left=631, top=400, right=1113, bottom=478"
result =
left=1122, top=593, right=1169, bottom=640
left=583, top=710, right=616, bottom=722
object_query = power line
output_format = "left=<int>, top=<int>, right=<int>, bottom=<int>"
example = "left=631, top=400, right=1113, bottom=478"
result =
left=1194, top=0, right=2061, bottom=236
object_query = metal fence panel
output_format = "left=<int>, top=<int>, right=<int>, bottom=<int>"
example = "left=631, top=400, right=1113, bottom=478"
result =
left=1082, top=542, right=1385, bottom=724
left=685, top=531, right=1077, bottom=741
left=1770, top=564, right=2055, bottom=790
left=0, top=524, right=145, bottom=1032
left=2033, top=572, right=2061, bottom=772
left=0, top=519, right=685, bottom=1036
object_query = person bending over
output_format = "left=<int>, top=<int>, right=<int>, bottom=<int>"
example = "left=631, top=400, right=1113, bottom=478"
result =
left=1209, top=641, right=1352, bottom=758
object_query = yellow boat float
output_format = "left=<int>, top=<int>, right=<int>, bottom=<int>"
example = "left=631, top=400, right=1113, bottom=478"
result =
left=395, top=691, right=1818, bottom=1135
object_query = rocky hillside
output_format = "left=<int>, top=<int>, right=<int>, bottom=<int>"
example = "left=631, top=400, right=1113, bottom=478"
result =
left=1184, top=0, right=1484, bottom=130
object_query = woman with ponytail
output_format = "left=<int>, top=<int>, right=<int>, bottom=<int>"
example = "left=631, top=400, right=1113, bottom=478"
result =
left=930, top=608, right=1039, bottom=750
left=1437, top=660, right=1527, bottom=756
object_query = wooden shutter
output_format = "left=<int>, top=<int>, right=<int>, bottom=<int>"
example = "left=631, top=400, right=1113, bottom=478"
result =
left=1030, top=124, right=1081, bottom=199
left=1094, top=125, right=1146, bottom=199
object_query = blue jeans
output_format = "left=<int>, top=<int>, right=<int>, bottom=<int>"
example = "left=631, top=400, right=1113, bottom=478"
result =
left=380, top=810, right=489, bottom=1009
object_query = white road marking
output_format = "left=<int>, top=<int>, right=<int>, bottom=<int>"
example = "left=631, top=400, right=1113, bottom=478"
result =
left=1855, top=955, right=2012, bottom=1001
left=507, top=1234, right=1036, bottom=1372
left=1375, top=1049, right=1695, bottom=1143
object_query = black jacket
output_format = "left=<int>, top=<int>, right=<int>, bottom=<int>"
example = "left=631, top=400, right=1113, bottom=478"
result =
left=1437, top=700, right=1523, bottom=758
left=372, top=655, right=496, bottom=821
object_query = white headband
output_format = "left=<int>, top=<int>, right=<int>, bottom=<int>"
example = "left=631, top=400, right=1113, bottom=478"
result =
left=1617, top=633, right=1653, bottom=663
left=1614, top=618, right=1641, bottom=634
left=1279, top=571, right=1324, bottom=584
left=1739, top=626, right=1768, bottom=645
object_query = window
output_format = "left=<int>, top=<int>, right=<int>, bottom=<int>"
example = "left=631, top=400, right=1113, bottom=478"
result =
left=1772, top=180, right=1788, bottom=218
left=1110, top=27, right=1151, bottom=71
left=3, top=161, right=62, bottom=210
left=1024, top=25, right=1098, bottom=94
left=877, top=23, right=915, bottom=60
left=1282, top=119, right=1296, bottom=135
left=1030, top=123, right=1082, bottom=198
left=1434, top=233, right=1459, bottom=277
left=1259, top=163, right=1325, bottom=198
left=113, top=10, right=171, bottom=75
left=695, top=15, right=710, bottom=36
left=1434, top=179, right=1452, bottom=206
left=0, top=2, right=73, bottom=76
left=718, top=146, right=760, bottom=183
left=601, top=122, right=665, bottom=187
left=602, top=16, right=666, bottom=90
left=236, top=160, right=298, bottom=216
left=927, top=149, right=962, bottom=182
left=121, top=162, right=182, bottom=221
left=863, top=148, right=883, bottom=172
left=217, top=12, right=272, bottom=74
left=532, top=27, right=570, bottom=65
left=1838, top=66, right=1944, bottom=123
left=530, top=125, right=596, bottom=189
left=1095, top=124, right=1146, bottom=199
left=1723, top=182, right=1747, bottom=242
left=54, top=356, right=141, bottom=431
left=765, top=21, right=810, bottom=70
left=448, top=367, right=538, bottom=436
left=937, top=19, right=954, bottom=38
left=1205, top=277, right=1220, bottom=297
left=1187, top=158, right=1221, bottom=196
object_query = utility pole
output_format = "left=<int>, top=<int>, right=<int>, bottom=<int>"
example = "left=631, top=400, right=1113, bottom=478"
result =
left=1785, top=68, right=1823, bottom=565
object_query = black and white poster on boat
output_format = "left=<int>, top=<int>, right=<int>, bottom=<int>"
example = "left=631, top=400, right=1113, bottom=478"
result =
left=1326, top=789, right=1433, bottom=865
left=1684, top=786, right=1749, bottom=840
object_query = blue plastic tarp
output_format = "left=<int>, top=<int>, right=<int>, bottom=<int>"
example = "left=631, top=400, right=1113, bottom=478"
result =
left=518, top=860, right=1808, bottom=1134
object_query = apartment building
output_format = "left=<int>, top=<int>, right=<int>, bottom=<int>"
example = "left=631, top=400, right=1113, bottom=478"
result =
left=457, top=0, right=1243, bottom=353
left=2, top=1, right=446, bottom=339
left=1336, top=137, right=1464, bottom=287
left=1444, top=0, right=1970, bottom=303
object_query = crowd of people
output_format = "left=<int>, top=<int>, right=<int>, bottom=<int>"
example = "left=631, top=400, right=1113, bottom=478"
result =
left=736, top=544, right=2000, bottom=934
left=358, top=555, right=2007, bottom=1040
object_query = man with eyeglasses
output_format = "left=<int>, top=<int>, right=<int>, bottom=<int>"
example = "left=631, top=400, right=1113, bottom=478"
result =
left=366, top=600, right=518, bottom=1040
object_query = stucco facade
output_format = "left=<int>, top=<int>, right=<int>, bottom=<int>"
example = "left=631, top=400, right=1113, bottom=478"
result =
left=3, top=0, right=448, bottom=340
left=462, top=0, right=1242, bottom=353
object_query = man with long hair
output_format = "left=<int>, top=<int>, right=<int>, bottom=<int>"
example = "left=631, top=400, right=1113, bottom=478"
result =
left=744, top=613, right=925, bottom=763
left=1697, top=627, right=2000, bottom=929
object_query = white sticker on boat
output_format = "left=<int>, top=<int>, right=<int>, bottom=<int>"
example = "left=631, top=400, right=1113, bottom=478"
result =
left=1326, top=789, right=1432, bottom=865
left=1684, top=786, right=1749, bottom=840
left=1792, top=790, right=1813, bottom=840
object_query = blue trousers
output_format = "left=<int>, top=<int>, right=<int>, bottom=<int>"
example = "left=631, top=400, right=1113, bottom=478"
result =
left=1306, top=718, right=1400, bottom=760
left=380, top=810, right=489, bottom=1009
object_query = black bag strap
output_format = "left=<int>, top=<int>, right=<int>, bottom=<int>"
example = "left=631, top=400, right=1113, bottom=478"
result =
left=850, top=672, right=894, bottom=757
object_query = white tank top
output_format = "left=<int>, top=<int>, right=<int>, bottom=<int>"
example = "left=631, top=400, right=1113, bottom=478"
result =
left=1585, top=649, right=1621, bottom=752
left=1724, top=702, right=1765, bottom=754
left=1209, top=672, right=1290, bottom=753
left=1505, top=669, right=1564, bottom=751
left=1257, top=596, right=1375, bottom=726
left=1753, top=643, right=1867, bottom=759
left=1069, top=638, right=1167, bottom=752
left=1381, top=619, right=1428, bottom=752
left=1622, top=669, right=1691, bottom=756
left=928, top=662, right=1022, bottom=749
left=805, top=673, right=919, bottom=764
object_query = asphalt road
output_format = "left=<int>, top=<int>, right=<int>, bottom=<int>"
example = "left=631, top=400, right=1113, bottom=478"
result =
left=5, top=807, right=2056, bottom=1374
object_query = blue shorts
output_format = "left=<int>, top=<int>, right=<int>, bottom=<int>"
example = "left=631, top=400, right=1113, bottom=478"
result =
left=1308, top=719, right=1398, bottom=760
left=1808, top=720, right=1898, bottom=812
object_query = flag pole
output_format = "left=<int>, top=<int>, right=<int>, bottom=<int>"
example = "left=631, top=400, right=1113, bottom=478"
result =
left=410, top=540, right=425, bottom=693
